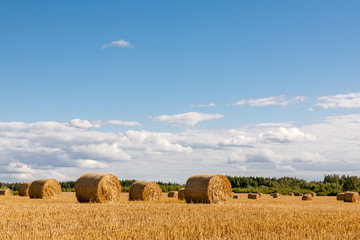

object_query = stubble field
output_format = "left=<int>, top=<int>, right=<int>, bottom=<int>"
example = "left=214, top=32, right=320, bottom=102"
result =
left=0, top=193, right=360, bottom=240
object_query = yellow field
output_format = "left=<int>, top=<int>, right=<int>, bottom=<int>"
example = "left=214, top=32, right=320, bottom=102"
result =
left=0, top=193, right=359, bottom=239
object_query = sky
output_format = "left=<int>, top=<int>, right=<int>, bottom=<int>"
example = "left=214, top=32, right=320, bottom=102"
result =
left=0, top=1, right=360, bottom=183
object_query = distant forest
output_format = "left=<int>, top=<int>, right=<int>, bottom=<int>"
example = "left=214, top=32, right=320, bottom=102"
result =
left=1, top=174, right=359, bottom=196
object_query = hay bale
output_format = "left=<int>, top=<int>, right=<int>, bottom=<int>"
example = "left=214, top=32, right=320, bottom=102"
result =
left=289, top=192, right=294, bottom=196
left=273, top=193, right=280, bottom=198
left=29, top=179, right=61, bottom=199
left=129, top=181, right=162, bottom=201
left=168, top=191, right=178, bottom=198
left=250, top=194, right=259, bottom=199
left=311, top=192, right=316, bottom=197
left=344, top=192, right=360, bottom=202
left=0, top=189, right=11, bottom=196
left=75, top=173, right=121, bottom=203
left=233, top=195, right=239, bottom=199
left=248, top=193, right=253, bottom=199
left=337, top=193, right=345, bottom=201
left=184, top=174, right=232, bottom=204
left=302, top=195, right=312, bottom=201
left=299, top=193, right=304, bottom=196
left=19, top=182, right=32, bottom=197
left=258, top=193, right=263, bottom=198
left=178, top=188, right=185, bottom=200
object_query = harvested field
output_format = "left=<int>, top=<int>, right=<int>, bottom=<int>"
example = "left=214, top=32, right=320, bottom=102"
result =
left=0, top=193, right=360, bottom=239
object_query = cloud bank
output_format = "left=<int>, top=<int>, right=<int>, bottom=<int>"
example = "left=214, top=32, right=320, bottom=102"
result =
left=1, top=114, right=360, bottom=183
left=151, top=112, right=224, bottom=127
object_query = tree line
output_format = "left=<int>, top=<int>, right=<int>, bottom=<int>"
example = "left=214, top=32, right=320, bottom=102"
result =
left=1, top=174, right=359, bottom=195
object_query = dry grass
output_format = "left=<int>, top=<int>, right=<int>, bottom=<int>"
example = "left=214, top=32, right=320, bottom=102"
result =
left=0, top=193, right=360, bottom=239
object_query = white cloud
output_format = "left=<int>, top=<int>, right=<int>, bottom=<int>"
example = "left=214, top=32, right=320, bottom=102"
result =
left=1, top=114, right=360, bottom=182
left=235, top=95, right=305, bottom=107
left=316, top=92, right=360, bottom=109
left=258, top=127, right=316, bottom=143
left=190, top=103, right=217, bottom=107
left=70, top=119, right=141, bottom=129
left=151, top=112, right=224, bottom=127
left=101, top=39, right=134, bottom=49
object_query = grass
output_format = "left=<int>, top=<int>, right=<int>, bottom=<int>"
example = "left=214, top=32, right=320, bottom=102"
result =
left=0, top=193, right=360, bottom=239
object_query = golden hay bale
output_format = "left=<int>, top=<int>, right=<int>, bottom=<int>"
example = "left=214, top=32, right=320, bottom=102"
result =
left=0, top=189, right=11, bottom=196
left=168, top=191, right=178, bottom=198
left=289, top=192, right=294, bottom=196
left=19, top=182, right=32, bottom=196
left=184, top=174, right=232, bottom=204
left=29, top=179, right=61, bottom=199
left=344, top=192, right=360, bottom=202
left=299, top=193, right=304, bottom=196
left=337, top=193, right=345, bottom=201
left=302, top=195, right=312, bottom=201
left=258, top=193, right=263, bottom=198
left=273, top=193, right=280, bottom=198
left=75, top=173, right=121, bottom=203
left=233, top=195, right=239, bottom=199
left=248, top=193, right=253, bottom=199
left=311, top=192, right=316, bottom=197
left=250, top=194, right=259, bottom=199
left=129, top=181, right=162, bottom=201
left=178, top=188, right=185, bottom=200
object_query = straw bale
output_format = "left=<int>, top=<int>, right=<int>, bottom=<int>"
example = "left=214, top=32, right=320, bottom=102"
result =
left=311, top=192, right=316, bottom=197
left=129, top=181, right=162, bottom=201
left=299, top=193, right=304, bottom=196
left=250, top=194, right=259, bottom=199
left=289, top=192, right=294, bottom=196
left=337, top=193, right=345, bottom=201
left=75, top=173, right=121, bottom=203
left=178, top=188, right=185, bottom=200
left=258, top=193, right=263, bottom=198
left=273, top=193, right=280, bottom=198
left=19, top=182, right=32, bottom=197
left=302, top=195, right=312, bottom=201
left=168, top=191, right=178, bottom=198
left=248, top=193, right=253, bottom=199
left=233, top=195, right=239, bottom=199
left=184, top=174, right=232, bottom=204
left=344, top=192, right=360, bottom=202
left=0, top=189, right=11, bottom=196
left=29, top=179, right=61, bottom=199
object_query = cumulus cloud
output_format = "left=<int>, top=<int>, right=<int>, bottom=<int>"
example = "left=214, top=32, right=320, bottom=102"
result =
left=70, top=119, right=141, bottom=128
left=1, top=114, right=360, bottom=182
left=235, top=95, right=305, bottom=107
left=316, top=92, right=360, bottom=109
left=258, top=127, right=316, bottom=143
left=101, top=39, right=134, bottom=49
left=190, top=103, right=217, bottom=107
left=151, top=112, right=224, bottom=127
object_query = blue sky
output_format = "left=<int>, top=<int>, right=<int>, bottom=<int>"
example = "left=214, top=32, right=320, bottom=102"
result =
left=0, top=1, right=360, bottom=182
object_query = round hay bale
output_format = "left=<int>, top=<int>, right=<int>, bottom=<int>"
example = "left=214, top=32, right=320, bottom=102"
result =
left=258, top=193, right=263, bottom=198
left=302, top=195, right=312, bottom=201
left=168, top=191, right=178, bottom=198
left=299, top=193, right=304, bottom=196
left=344, top=192, right=360, bottom=202
left=337, top=193, right=345, bottom=201
left=289, top=192, right=294, bottom=196
left=184, top=174, right=232, bottom=204
left=29, top=179, right=61, bottom=199
left=248, top=193, right=253, bottom=199
left=233, top=195, right=239, bottom=199
left=251, top=194, right=259, bottom=199
left=273, top=193, right=280, bottom=198
left=129, top=181, right=162, bottom=201
left=19, top=182, right=32, bottom=197
left=0, top=189, right=11, bottom=196
left=311, top=192, right=316, bottom=197
left=75, top=173, right=121, bottom=203
left=178, top=188, right=185, bottom=200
